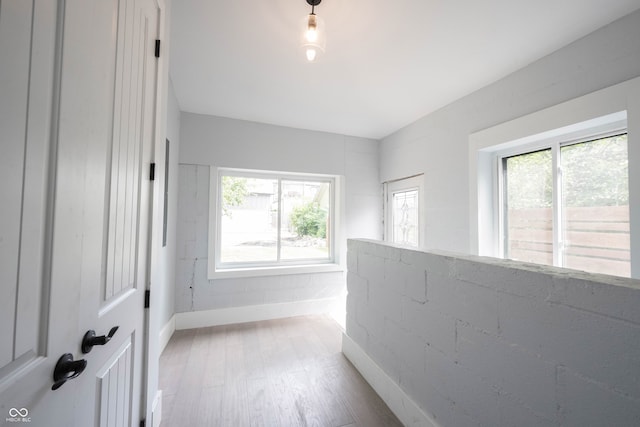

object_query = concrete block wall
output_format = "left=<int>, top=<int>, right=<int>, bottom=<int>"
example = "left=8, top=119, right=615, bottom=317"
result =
left=345, top=239, right=640, bottom=427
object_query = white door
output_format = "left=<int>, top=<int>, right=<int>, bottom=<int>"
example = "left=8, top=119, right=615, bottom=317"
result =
left=0, top=1, right=159, bottom=426
left=384, top=175, right=425, bottom=247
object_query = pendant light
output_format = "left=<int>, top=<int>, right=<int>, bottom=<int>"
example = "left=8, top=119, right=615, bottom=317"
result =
left=302, top=0, right=326, bottom=62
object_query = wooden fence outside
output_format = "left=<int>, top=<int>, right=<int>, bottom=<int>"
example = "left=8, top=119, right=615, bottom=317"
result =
left=506, top=205, right=630, bottom=277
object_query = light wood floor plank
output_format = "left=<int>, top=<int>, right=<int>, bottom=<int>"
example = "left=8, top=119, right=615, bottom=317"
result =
left=159, top=315, right=402, bottom=427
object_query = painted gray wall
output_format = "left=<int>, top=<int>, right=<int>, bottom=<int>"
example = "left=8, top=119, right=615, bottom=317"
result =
left=175, top=114, right=380, bottom=314
left=380, top=9, right=640, bottom=254
left=346, top=239, right=640, bottom=426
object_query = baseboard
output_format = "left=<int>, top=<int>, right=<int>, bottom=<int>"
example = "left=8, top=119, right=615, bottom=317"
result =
left=151, top=390, right=162, bottom=427
left=174, top=297, right=340, bottom=330
left=159, top=315, right=176, bottom=355
left=341, top=333, right=440, bottom=427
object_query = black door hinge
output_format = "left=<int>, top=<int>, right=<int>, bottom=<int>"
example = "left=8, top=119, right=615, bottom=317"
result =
left=155, top=40, right=161, bottom=58
left=150, top=163, right=156, bottom=181
left=140, top=419, right=146, bottom=427
left=144, top=290, right=150, bottom=309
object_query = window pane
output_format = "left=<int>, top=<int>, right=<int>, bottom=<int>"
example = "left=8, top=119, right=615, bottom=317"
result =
left=504, top=149, right=553, bottom=265
left=220, top=176, right=278, bottom=263
left=392, top=189, right=419, bottom=247
left=560, top=134, right=629, bottom=277
left=281, top=180, right=330, bottom=260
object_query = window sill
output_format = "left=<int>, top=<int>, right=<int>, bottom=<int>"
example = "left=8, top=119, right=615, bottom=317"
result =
left=209, top=263, right=344, bottom=279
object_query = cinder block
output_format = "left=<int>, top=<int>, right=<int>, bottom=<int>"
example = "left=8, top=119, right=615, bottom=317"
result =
left=422, top=252, right=454, bottom=278
left=195, top=230, right=209, bottom=258
left=430, top=274, right=499, bottom=335
left=457, top=322, right=557, bottom=417
left=406, top=377, right=457, bottom=427
left=454, top=257, right=552, bottom=301
left=210, top=279, right=242, bottom=295
left=346, top=293, right=358, bottom=320
left=177, top=219, right=197, bottom=244
left=232, top=289, right=266, bottom=306
left=346, top=271, right=368, bottom=299
left=426, top=339, right=500, bottom=426
left=404, top=265, right=427, bottom=303
left=346, top=314, right=368, bottom=348
left=562, top=368, right=640, bottom=427
left=499, top=291, right=640, bottom=399
left=356, top=300, right=385, bottom=340
left=400, top=248, right=431, bottom=270
left=358, top=252, right=385, bottom=282
left=177, top=238, right=196, bottom=260
left=401, top=298, right=456, bottom=355
left=451, top=369, right=500, bottom=427
left=347, top=250, right=358, bottom=272
left=383, top=317, right=426, bottom=375
left=368, top=280, right=402, bottom=324
left=549, top=275, right=640, bottom=325
left=356, top=238, right=402, bottom=261
left=368, top=335, right=401, bottom=383
left=425, top=346, right=458, bottom=402
left=262, top=288, right=296, bottom=304
left=195, top=164, right=210, bottom=203
left=498, top=392, right=556, bottom=427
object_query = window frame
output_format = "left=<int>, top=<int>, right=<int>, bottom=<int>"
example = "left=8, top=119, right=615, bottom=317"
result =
left=496, top=129, right=628, bottom=271
left=469, top=78, right=640, bottom=280
left=209, top=167, right=341, bottom=278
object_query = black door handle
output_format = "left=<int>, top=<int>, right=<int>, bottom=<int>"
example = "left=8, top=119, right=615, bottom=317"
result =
left=52, top=353, right=87, bottom=390
left=82, top=326, right=119, bottom=354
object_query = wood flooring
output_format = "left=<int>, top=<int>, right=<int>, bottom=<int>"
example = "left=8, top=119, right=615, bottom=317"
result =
left=159, top=315, right=403, bottom=427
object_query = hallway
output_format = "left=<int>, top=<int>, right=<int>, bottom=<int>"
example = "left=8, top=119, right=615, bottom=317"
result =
left=159, top=315, right=402, bottom=426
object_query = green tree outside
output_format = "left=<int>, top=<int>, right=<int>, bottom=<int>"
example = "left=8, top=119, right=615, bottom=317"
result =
left=290, top=202, right=327, bottom=238
left=221, top=176, right=248, bottom=217
left=505, top=134, right=628, bottom=209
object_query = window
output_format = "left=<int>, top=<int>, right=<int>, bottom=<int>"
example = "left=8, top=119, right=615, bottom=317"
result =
left=384, top=175, right=424, bottom=247
left=214, top=169, right=335, bottom=271
left=470, top=80, right=639, bottom=279
left=500, top=133, right=630, bottom=277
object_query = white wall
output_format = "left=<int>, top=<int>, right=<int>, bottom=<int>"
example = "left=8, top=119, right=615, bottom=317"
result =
left=344, top=239, right=640, bottom=427
left=175, top=113, right=380, bottom=323
left=380, top=9, right=640, bottom=255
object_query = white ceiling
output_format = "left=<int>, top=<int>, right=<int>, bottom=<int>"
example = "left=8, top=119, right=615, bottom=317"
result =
left=169, top=0, right=640, bottom=139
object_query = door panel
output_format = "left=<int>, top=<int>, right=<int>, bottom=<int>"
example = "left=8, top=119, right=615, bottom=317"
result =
left=69, top=0, right=158, bottom=424
left=0, top=0, right=53, bottom=372
left=0, top=0, right=159, bottom=425
left=97, top=338, right=133, bottom=427
left=0, top=1, right=68, bottom=424
left=0, top=0, right=31, bottom=368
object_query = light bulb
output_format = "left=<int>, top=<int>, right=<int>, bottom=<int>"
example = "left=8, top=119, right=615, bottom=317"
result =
left=306, top=27, right=318, bottom=43
left=306, top=48, right=317, bottom=62
left=306, top=14, right=318, bottom=42
left=300, top=10, right=325, bottom=62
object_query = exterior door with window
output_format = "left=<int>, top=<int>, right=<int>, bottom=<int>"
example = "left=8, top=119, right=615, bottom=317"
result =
left=0, top=1, right=159, bottom=425
left=385, top=175, right=424, bottom=247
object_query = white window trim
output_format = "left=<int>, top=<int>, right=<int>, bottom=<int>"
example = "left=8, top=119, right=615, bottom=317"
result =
left=207, top=167, right=344, bottom=279
left=469, top=76, right=640, bottom=279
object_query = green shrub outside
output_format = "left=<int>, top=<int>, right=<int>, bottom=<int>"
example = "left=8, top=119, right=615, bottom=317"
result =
left=290, top=202, right=327, bottom=238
